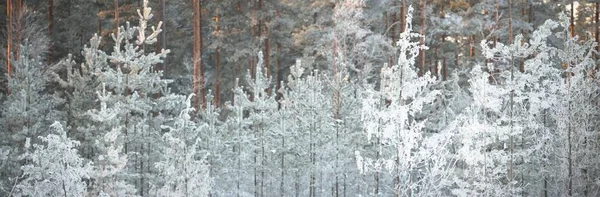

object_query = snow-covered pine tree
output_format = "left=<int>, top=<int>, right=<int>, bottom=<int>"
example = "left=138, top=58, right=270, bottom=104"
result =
left=216, top=83, right=254, bottom=196
left=450, top=18, right=563, bottom=197
left=153, top=94, right=211, bottom=197
left=357, top=6, right=454, bottom=196
left=12, top=122, right=91, bottom=197
left=81, top=0, right=177, bottom=195
left=193, top=92, right=223, bottom=194
left=87, top=84, right=137, bottom=197
left=451, top=13, right=600, bottom=196
left=0, top=44, right=64, bottom=195
left=552, top=13, right=600, bottom=196
left=280, top=59, right=335, bottom=196
left=224, top=52, right=279, bottom=196
left=0, top=147, right=8, bottom=193
left=50, top=45, right=101, bottom=160
left=448, top=65, right=512, bottom=196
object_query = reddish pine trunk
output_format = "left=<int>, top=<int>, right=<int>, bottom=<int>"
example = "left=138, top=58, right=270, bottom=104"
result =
left=193, top=0, right=206, bottom=111
left=114, top=0, right=119, bottom=32
left=400, top=0, right=405, bottom=33
left=6, top=0, right=12, bottom=88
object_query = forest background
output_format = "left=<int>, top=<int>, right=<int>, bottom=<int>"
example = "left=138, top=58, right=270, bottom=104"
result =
left=1, top=0, right=600, bottom=196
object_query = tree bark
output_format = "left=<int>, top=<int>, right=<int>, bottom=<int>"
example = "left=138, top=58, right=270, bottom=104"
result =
left=214, top=11, right=221, bottom=108
left=418, top=0, right=425, bottom=76
left=193, top=0, right=206, bottom=111
left=441, top=4, right=447, bottom=81
left=596, top=2, right=599, bottom=65
left=400, top=0, right=405, bottom=33
left=391, top=2, right=397, bottom=44
left=265, top=25, right=270, bottom=80
left=215, top=46, right=220, bottom=108
left=114, top=0, right=119, bottom=32
left=156, top=0, right=167, bottom=76
left=275, top=10, right=282, bottom=106
left=570, top=0, right=575, bottom=38
left=6, top=0, right=12, bottom=94
left=518, top=0, right=527, bottom=73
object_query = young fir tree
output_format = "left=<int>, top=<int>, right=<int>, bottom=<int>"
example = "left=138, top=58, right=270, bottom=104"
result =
left=12, top=122, right=92, bottom=197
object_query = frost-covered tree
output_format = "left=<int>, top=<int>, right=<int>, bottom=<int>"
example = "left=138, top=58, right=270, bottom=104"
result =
left=451, top=12, right=600, bottom=196
left=356, top=6, right=453, bottom=196
left=448, top=65, right=513, bottom=196
left=80, top=0, right=179, bottom=195
left=0, top=147, right=8, bottom=193
left=216, top=86, right=253, bottom=196
left=12, top=122, right=92, bottom=197
left=0, top=44, right=64, bottom=195
left=50, top=50, right=99, bottom=159
left=552, top=13, right=600, bottom=196
left=449, top=17, right=564, bottom=197
left=87, top=85, right=137, bottom=197
left=281, top=60, right=335, bottom=196
left=315, top=0, right=392, bottom=82
left=225, top=52, right=279, bottom=196
left=152, top=95, right=211, bottom=197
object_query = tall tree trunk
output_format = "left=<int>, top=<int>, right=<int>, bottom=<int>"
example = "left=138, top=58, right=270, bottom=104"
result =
left=215, top=48, right=221, bottom=108
left=14, top=0, right=20, bottom=62
left=156, top=0, right=167, bottom=75
left=570, top=0, right=575, bottom=38
left=596, top=2, right=599, bottom=66
left=275, top=10, right=282, bottom=106
left=114, top=0, right=119, bottom=32
left=518, top=0, right=527, bottom=73
left=454, top=37, right=459, bottom=71
left=214, top=13, right=221, bottom=108
left=264, top=27, right=270, bottom=80
left=495, top=0, right=500, bottom=45
left=48, top=0, right=54, bottom=64
left=385, top=12, right=393, bottom=67
left=280, top=125, right=285, bottom=196
left=508, top=0, right=515, bottom=194
left=567, top=1, right=574, bottom=195
left=391, top=1, right=397, bottom=44
left=441, top=4, right=447, bottom=81
left=469, top=35, right=475, bottom=57
left=6, top=0, right=12, bottom=95
left=400, top=0, right=405, bottom=33
left=309, top=123, right=316, bottom=197
left=418, top=0, right=425, bottom=76
left=265, top=25, right=270, bottom=81
left=193, top=0, right=206, bottom=111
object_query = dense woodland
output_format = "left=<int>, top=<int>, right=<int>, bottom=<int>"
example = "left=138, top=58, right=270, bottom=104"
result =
left=1, top=0, right=600, bottom=196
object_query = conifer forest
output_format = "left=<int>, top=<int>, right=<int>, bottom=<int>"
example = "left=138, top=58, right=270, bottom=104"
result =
left=2, top=0, right=600, bottom=196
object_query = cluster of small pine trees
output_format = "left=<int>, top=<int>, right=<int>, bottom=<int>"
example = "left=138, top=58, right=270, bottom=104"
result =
left=1, top=1, right=600, bottom=197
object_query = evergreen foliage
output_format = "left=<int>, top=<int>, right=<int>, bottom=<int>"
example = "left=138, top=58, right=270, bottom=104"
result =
left=3, top=0, right=600, bottom=196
